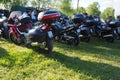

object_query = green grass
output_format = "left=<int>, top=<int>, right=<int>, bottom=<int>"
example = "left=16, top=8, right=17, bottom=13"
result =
left=0, top=38, right=120, bottom=80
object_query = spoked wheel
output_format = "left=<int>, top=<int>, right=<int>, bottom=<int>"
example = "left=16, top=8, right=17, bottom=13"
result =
left=39, top=39, right=53, bottom=54
left=9, top=34, right=22, bottom=45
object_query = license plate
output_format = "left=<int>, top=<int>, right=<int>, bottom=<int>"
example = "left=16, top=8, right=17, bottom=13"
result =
left=48, top=31, right=53, bottom=38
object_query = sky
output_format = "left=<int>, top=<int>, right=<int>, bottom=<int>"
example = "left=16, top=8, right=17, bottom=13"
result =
left=72, top=0, right=120, bottom=17
left=72, top=0, right=113, bottom=11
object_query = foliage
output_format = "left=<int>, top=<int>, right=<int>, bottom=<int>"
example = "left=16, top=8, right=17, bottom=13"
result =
left=0, top=0, right=27, bottom=9
left=30, top=0, right=75, bottom=17
left=31, top=0, right=53, bottom=9
left=100, top=7, right=115, bottom=21
left=86, top=2, right=101, bottom=16
left=77, top=7, right=86, bottom=14
left=59, top=0, right=74, bottom=17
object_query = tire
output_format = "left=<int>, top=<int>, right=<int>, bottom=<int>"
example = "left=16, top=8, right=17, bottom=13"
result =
left=9, top=34, right=21, bottom=45
left=82, top=36, right=91, bottom=42
left=73, top=35, right=80, bottom=46
left=21, top=35, right=30, bottom=46
left=3, top=27, right=9, bottom=39
left=106, top=37, right=114, bottom=43
left=81, top=31, right=91, bottom=42
left=68, top=32, right=80, bottom=46
left=45, top=39, right=53, bottom=54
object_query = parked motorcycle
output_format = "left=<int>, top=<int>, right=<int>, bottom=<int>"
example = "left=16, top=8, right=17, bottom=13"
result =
left=85, top=15, right=99, bottom=37
left=93, top=18, right=115, bottom=43
left=8, top=10, right=59, bottom=53
left=72, top=14, right=91, bottom=42
left=53, top=24, right=80, bottom=45
left=83, top=15, right=115, bottom=43
left=52, top=15, right=80, bottom=45
left=107, top=20, right=120, bottom=40
left=0, top=12, right=9, bottom=38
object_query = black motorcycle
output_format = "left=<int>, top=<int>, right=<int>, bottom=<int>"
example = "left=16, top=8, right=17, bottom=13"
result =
left=84, top=15, right=115, bottom=43
left=52, top=16, right=80, bottom=46
left=94, top=20, right=114, bottom=42
left=107, top=20, right=120, bottom=40
left=0, top=13, right=9, bottom=38
left=72, top=14, right=91, bottom=42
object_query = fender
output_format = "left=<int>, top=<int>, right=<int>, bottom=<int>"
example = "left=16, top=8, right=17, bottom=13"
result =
left=9, top=27, right=14, bottom=34
left=41, top=25, right=52, bottom=30
left=9, top=26, right=21, bottom=38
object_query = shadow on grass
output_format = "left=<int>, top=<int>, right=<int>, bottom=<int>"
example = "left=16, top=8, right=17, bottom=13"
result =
left=88, top=37, right=120, bottom=50
left=50, top=51, right=120, bottom=80
left=0, top=42, right=16, bottom=68
left=29, top=44, right=120, bottom=80
left=1, top=37, right=120, bottom=79
left=54, top=38, right=120, bottom=62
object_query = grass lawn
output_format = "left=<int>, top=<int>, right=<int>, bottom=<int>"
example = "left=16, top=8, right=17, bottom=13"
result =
left=0, top=38, right=120, bottom=80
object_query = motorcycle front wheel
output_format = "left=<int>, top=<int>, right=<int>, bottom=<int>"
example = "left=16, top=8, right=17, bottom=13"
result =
left=68, top=33, right=80, bottom=46
left=105, top=37, right=114, bottom=43
left=9, top=34, right=22, bottom=45
left=81, top=36, right=91, bottom=42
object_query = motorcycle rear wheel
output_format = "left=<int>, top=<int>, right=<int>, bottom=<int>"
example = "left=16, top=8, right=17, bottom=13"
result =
left=39, top=39, right=53, bottom=54
left=46, top=39, right=53, bottom=54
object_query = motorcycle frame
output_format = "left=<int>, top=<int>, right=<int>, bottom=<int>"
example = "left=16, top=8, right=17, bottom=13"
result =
left=9, top=24, right=22, bottom=38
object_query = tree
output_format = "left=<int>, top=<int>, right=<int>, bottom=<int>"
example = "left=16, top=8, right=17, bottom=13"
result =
left=31, top=0, right=54, bottom=9
left=77, top=7, right=86, bottom=14
left=60, top=0, right=74, bottom=17
left=86, top=2, right=101, bottom=16
left=0, top=0, right=27, bottom=9
left=100, top=7, right=115, bottom=21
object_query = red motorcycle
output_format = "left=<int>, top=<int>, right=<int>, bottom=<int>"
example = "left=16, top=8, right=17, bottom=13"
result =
left=8, top=10, right=60, bottom=53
